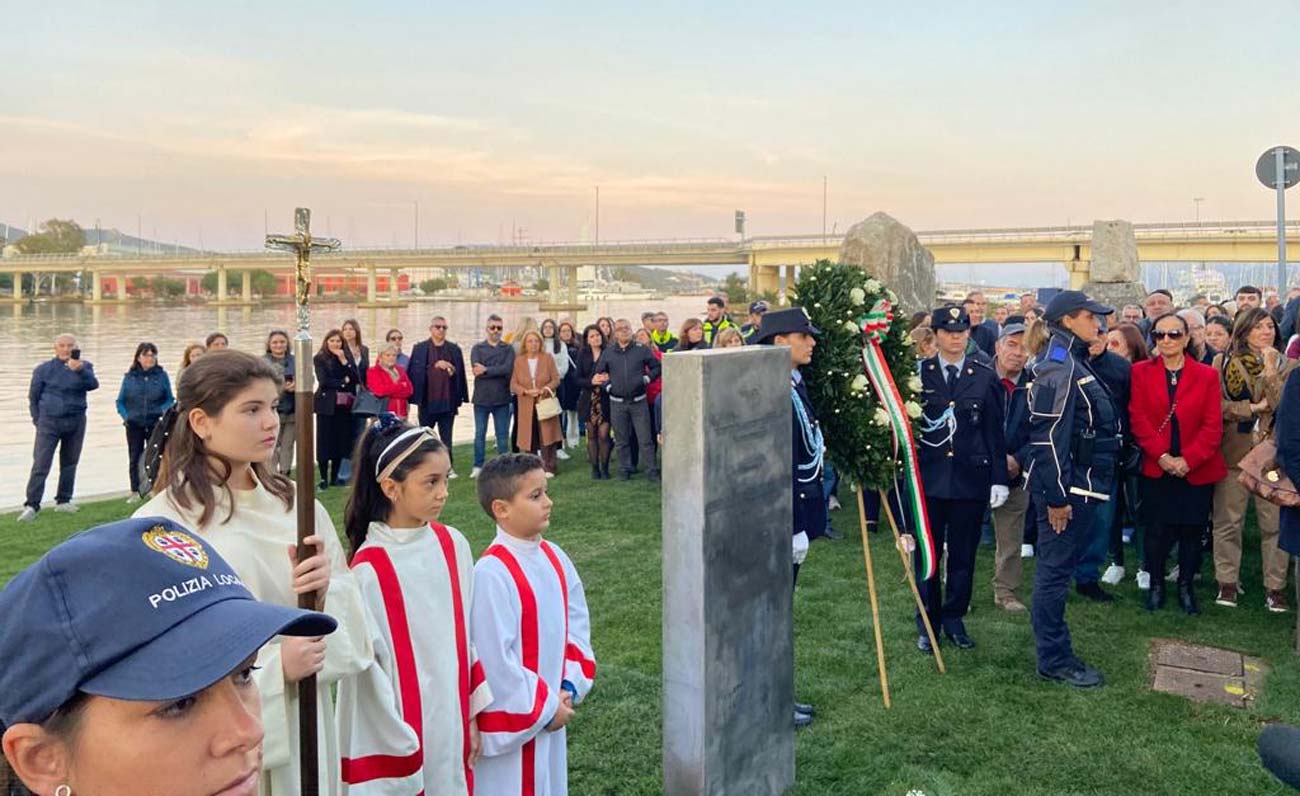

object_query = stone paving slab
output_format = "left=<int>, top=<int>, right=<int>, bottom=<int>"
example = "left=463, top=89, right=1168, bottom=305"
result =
left=1149, top=639, right=1269, bottom=709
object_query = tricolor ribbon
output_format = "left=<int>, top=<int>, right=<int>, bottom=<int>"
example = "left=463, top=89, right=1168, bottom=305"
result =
left=858, top=299, right=936, bottom=580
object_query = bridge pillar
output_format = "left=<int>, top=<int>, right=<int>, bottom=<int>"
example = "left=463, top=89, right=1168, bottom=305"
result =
left=784, top=265, right=798, bottom=304
left=1067, top=258, right=1091, bottom=290
left=367, top=264, right=378, bottom=304
left=91, top=271, right=102, bottom=302
left=216, top=266, right=228, bottom=303
left=241, top=269, right=252, bottom=301
left=10, top=271, right=21, bottom=302
left=567, top=265, right=578, bottom=308
left=389, top=268, right=400, bottom=302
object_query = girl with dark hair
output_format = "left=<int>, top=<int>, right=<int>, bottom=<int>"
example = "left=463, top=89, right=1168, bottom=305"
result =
left=557, top=320, right=582, bottom=449
left=597, top=316, right=615, bottom=340
left=1209, top=307, right=1295, bottom=611
left=314, top=328, right=361, bottom=489
left=115, top=341, right=173, bottom=499
left=575, top=324, right=612, bottom=478
left=1205, top=315, right=1232, bottom=356
left=540, top=318, right=573, bottom=461
left=337, top=415, right=491, bottom=795
left=1129, top=312, right=1226, bottom=614
left=134, top=349, right=371, bottom=794
left=340, top=318, right=371, bottom=481
left=264, top=329, right=296, bottom=475
left=1105, top=322, right=1149, bottom=362
left=205, top=331, right=229, bottom=350
left=677, top=318, right=708, bottom=351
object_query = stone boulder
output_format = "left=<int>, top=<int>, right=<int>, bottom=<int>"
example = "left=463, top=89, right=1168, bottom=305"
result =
left=838, top=212, right=937, bottom=315
left=1089, top=220, right=1140, bottom=282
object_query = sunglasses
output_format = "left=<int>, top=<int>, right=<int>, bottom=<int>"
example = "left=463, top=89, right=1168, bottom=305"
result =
left=388, top=335, right=402, bottom=341
left=432, top=325, right=447, bottom=330
left=1152, top=330, right=1185, bottom=341
left=488, top=325, right=502, bottom=331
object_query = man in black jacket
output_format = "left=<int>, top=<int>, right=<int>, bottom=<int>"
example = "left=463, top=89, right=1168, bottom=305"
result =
left=409, top=316, right=469, bottom=474
left=469, top=314, right=514, bottom=478
left=595, top=318, right=661, bottom=481
left=20, top=333, right=99, bottom=521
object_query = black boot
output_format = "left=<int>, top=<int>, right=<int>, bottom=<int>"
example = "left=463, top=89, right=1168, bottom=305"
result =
left=1146, top=584, right=1166, bottom=612
left=1178, top=582, right=1200, bottom=615
left=591, top=464, right=601, bottom=480
left=600, top=461, right=610, bottom=479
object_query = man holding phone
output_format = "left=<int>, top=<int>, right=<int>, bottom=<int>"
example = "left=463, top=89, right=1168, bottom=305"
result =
left=18, top=333, right=99, bottom=521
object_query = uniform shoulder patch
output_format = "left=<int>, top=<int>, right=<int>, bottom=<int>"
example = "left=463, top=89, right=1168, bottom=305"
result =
left=1048, top=343, right=1068, bottom=363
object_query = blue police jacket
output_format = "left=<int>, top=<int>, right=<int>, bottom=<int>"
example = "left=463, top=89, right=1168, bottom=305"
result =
left=793, top=375, right=827, bottom=541
left=1025, top=327, right=1122, bottom=508
left=115, top=366, right=174, bottom=427
left=1274, top=369, right=1300, bottom=554
left=917, top=355, right=1008, bottom=501
left=29, top=358, right=99, bottom=424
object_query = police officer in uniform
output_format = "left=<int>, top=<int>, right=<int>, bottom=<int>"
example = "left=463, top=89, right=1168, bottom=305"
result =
left=915, top=305, right=1009, bottom=654
left=756, top=306, right=825, bottom=727
left=1025, top=290, right=1121, bottom=688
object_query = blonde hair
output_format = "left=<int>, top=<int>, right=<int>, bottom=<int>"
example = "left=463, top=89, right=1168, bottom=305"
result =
left=714, top=327, right=744, bottom=348
left=1024, top=318, right=1050, bottom=357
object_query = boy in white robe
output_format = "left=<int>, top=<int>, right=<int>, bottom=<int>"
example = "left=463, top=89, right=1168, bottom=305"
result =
left=334, top=421, right=494, bottom=795
left=471, top=453, right=597, bottom=796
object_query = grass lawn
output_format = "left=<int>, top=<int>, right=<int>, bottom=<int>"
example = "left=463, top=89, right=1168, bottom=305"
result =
left=4, top=446, right=1299, bottom=795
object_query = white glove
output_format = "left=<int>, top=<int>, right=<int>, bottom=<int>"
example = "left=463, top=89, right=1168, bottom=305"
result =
left=989, top=485, right=1010, bottom=509
left=792, top=531, right=810, bottom=566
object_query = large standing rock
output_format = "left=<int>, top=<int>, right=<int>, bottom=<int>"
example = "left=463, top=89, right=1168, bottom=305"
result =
left=1089, top=220, right=1139, bottom=282
left=1082, top=219, right=1147, bottom=309
left=838, top=212, right=937, bottom=315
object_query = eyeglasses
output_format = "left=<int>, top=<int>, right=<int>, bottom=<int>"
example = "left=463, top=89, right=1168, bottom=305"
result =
left=388, top=335, right=403, bottom=341
left=1152, top=330, right=1185, bottom=341
left=432, top=325, right=447, bottom=330
left=488, top=325, right=502, bottom=331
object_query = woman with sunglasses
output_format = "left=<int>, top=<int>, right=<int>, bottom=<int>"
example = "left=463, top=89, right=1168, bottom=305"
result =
left=1129, top=312, right=1226, bottom=614
left=1209, top=307, right=1296, bottom=612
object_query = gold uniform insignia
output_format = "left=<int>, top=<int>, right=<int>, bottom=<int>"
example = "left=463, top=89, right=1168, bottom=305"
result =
left=142, top=526, right=210, bottom=570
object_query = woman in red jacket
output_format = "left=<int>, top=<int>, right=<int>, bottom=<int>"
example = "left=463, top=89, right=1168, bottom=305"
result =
left=367, top=344, right=414, bottom=418
left=1129, top=312, right=1226, bottom=614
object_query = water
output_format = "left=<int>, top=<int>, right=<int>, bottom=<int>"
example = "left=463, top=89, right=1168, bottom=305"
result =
left=0, top=296, right=707, bottom=508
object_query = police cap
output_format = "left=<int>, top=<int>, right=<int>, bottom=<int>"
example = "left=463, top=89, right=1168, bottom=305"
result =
left=930, top=304, right=970, bottom=332
left=1043, top=290, right=1114, bottom=322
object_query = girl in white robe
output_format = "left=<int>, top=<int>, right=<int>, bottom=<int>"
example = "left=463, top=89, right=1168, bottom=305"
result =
left=135, top=350, right=372, bottom=796
left=335, top=416, right=493, bottom=795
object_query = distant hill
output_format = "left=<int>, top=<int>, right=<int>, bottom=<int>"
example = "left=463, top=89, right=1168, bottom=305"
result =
left=612, top=264, right=716, bottom=293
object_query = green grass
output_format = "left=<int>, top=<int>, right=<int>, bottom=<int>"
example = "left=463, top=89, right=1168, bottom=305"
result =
left=4, top=447, right=1298, bottom=795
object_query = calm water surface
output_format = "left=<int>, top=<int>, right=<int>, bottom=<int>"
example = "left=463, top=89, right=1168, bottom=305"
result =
left=0, top=296, right=707, bottom=508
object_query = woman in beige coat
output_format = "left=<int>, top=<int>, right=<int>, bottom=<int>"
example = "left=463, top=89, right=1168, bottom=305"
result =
left=1210, top=307, right=1295, bottom=612
left=512, top=329, right=562, bottom=475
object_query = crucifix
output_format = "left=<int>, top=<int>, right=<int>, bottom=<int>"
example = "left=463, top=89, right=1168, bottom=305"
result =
left=264, top=207, right=340, bottom=796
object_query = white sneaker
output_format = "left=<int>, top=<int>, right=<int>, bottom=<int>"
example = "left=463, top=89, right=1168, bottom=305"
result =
left=1101, top=564, right=1125, bottom=586
left=125, top=494, right=141, bottom=505
left=1136, top=570, right=1151, bottom=590
left=1021, top=544, right=1035, bottom=559
left=1165, top=565, right=1179, bottom=583
left=448, top=469, right=459, bottom=480
left=470, top=467, right=482, bottom=479
left=828, top=495, right=842, bottom=511
left=16, top=507, right=36, bottom=522
left=555, top=448, right=571, bottom=461
left=53, top=502, right=79, bottom=513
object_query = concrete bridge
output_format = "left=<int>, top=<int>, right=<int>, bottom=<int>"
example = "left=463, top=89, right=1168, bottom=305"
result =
left=4, top=219, right=1297, bottom=308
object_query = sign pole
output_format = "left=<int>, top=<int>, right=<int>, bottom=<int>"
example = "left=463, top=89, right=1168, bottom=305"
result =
left=1277, top=146, right=1289, bottom=291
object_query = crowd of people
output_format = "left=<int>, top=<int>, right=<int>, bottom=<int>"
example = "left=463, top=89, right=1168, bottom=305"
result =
left=901, top=284, right=1300, bottom=690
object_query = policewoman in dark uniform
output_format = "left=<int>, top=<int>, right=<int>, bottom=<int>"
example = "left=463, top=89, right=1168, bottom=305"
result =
left=915, top=305, right=1009, bottom=654
left=1025, top=290, right=1121, bottom=688
left=756, top=307, right=825, bottom=728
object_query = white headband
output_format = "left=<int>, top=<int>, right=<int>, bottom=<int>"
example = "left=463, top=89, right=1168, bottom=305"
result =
left=375, top=427, right=435, bottom=482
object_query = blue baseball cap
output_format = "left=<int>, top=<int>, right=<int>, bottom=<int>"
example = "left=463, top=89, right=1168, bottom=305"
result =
left=0, top=516, right=336, bottom=730
left=1043, top=290, right=1114, bottom=323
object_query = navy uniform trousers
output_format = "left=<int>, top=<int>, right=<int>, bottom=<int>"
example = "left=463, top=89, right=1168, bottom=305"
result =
left=1030, top=495, right=1097, bottom=671
left=916, top=496, right=986, bottom=634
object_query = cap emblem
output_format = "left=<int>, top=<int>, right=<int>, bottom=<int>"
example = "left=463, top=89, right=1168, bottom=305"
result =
left=949, top=308, right=960, bottom=320
left=142, top=526, right=209, bottom=570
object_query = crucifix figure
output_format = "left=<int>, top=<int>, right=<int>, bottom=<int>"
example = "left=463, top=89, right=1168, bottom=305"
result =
left=265, top=207, right=341, bottom=332
left=263, top=207, right=340, bottom=796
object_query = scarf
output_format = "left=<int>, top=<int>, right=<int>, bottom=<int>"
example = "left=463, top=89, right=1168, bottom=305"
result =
left=1223, top=352, right=1262, bottom=402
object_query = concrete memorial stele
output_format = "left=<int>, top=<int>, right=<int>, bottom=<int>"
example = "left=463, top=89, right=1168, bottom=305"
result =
left=661, top=346, right=795, bottom=795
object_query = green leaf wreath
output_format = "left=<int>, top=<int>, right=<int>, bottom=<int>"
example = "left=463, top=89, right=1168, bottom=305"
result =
left=792, top=259, right=924, bottom=491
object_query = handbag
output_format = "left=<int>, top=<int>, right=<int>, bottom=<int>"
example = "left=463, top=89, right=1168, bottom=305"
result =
left=1237, top=439, right=1300, bottom=507
left=335, top=391, right=355, bottom=409
left=351, top=387, right=388, bottom=417
left=536, top=393, right=563, bottom=421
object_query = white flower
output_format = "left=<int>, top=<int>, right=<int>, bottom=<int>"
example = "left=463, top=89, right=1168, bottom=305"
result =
left=907, top=375, right=922, bottom=392
left=864, top=278, right=881, bottom=293
left=849, top=287, right=866, bottom=306
left=873, top=407, right=890, bottom=426
left=850, top=374, right=869, bottom=393
left=844, top=320, right=860, bottom=333
left=905, top=400, right=923, bottom=418
left=903, top=333, right=915, bottom=346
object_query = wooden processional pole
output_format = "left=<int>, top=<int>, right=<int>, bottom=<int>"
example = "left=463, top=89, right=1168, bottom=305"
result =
left=266, top=208, right=340, bottom=796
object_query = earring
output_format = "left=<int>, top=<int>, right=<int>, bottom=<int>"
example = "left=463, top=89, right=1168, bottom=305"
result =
left=55, top=786, right=72, bottom=796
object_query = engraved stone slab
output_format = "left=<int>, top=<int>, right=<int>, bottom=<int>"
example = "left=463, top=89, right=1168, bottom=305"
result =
left=662, top=346, right=795, bottom=795
left=1152, top=667, right=1247, bottom=708
left=1155, top=642, right=1244, bottom=676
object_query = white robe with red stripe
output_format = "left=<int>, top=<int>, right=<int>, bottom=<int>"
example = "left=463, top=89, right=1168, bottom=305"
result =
left=337, top=522, right=493, bottom=796
left=471, top=529, right=596, bottom=796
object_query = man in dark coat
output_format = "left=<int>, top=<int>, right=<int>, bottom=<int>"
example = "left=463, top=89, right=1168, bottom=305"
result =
left=915, top=305, right=1008, bottom=654
left=20, top=333, right=99, bottom=521
left=756, top=306, right=824, bottom=729
left=409, top=315, right=469, bottom=472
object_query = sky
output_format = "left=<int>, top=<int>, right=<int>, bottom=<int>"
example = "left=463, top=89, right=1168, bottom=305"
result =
left=2, top=1, right=1297, bottom=251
